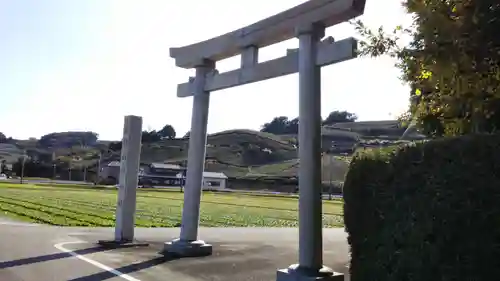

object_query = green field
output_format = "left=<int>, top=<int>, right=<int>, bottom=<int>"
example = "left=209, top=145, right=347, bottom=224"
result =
left=0, top=184, right=343, bottom=227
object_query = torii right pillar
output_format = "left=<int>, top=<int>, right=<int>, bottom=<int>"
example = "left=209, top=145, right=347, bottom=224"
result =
left=277, top=23, right=343, bottom=281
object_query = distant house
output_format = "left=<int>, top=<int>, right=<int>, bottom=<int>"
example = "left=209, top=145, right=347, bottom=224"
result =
left=146, top=163, right=184, bottom=176
left=98, top=161, right=181, bottom=184
left=139, top=163, right=185, bottom=187
left=139, top=163, right=228, bottom=190
left=99, top=161, right=228, bottom=189
left=98, top=161, right=121, bottom=182
left=201, top=171, right=228, bottom=190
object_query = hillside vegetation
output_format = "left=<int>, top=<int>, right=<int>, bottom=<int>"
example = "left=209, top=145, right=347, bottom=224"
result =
left=0, top=120, right=423, bottom=182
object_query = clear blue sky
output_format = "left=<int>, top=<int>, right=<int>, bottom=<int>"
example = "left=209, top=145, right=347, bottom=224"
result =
left=0, top=0, right=411, bottom=141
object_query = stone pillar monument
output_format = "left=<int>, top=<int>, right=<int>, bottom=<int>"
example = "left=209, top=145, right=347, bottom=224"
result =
left=99, top=115, right=143, bottom=245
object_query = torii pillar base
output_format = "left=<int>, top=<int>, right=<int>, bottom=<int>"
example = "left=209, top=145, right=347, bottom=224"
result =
left=97, top=239, right=149, bottom=249
left=162, top=238, right=212, bottom=257
left=277, top=264, right=344, bottom=281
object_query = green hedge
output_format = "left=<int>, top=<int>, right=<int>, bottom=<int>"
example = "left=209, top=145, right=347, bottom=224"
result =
left=344, top=134, right=500, bottom=281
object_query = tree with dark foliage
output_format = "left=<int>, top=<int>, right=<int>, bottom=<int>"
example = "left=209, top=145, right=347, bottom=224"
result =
left=158, top=124, right=176, bottom=139
left=322, top=111, right=358, bottom=125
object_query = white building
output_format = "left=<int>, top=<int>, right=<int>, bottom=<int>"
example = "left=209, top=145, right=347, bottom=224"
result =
left=201, top=171, right=228, bottom=190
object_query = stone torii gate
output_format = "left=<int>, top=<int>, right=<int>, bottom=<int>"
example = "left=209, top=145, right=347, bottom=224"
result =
left=164, top=0, right=366, bottom=280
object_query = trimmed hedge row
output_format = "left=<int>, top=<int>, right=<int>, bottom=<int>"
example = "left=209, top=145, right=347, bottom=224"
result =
left=344, top=134, right=500, bottom=281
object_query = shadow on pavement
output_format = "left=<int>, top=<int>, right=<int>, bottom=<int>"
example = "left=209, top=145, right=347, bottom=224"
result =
left=67, top=254, right=181, bottom=281
left=0, top=246, right=110, bottom=269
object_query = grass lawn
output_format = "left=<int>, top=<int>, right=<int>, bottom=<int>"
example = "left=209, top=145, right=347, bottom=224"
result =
left=0, top=183, right=344, bottom=228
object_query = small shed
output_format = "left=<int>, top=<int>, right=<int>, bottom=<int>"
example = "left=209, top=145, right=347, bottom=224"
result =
left=202, top=171, right=228, bottom=190
left=99, top=161, right=121, bottom=180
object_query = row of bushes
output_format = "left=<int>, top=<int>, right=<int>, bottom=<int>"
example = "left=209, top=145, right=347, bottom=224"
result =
left=343, top=134, right=500, bottom=281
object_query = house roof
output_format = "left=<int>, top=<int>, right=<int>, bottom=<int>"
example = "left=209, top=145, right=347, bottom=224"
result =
left=107, top=161, right=121, bottom=167
left=150, top=163, right=184, bottom=170
left=203, top=171, right=228, bottom=179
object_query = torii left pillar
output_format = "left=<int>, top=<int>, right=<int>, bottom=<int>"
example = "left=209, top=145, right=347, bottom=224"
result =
left=163, top=59, right=214, bottom=257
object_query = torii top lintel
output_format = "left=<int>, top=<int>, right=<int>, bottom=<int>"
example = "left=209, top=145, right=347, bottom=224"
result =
left=169, top=0, right=366, bottom=69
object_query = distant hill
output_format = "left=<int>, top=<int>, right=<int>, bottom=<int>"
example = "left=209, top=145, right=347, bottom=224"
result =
left=0, top=120, right=424, bottom=182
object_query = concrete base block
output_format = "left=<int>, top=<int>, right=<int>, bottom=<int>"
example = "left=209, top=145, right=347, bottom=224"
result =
left=277, top=264, right=344, bottom=281
left=161, top=238, right=212, bottom=257
left=97, top=239, right=149, bottom=249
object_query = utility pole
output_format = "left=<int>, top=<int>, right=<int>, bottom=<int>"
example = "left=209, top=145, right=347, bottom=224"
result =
left=97, top=151, right=102, bottom=183
left=180, top=159, right=187, bottom=193
left=68, top=160, right=72, bottom=181
left=51, top=151, right=56, bottom=184
left=20, top=152, right=26, bottom=184
left=328, top=154, right=333, bottom=200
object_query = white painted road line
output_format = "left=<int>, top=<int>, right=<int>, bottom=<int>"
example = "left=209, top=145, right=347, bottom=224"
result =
left=54, top=241, right=141, bottom=281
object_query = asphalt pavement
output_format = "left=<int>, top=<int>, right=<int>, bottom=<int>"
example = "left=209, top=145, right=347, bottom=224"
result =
left=0, top=220, right=116, bottom=281
left=0, top=219, right=350, bottom=281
